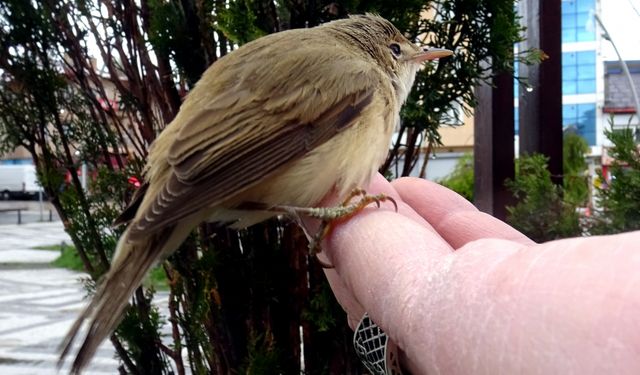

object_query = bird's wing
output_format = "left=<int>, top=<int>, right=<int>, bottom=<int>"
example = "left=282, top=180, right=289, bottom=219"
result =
left=128, top=39, right=385, bottom=239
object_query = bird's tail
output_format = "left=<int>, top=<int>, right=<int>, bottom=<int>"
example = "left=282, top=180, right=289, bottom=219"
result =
left=58, top=222, right=190, bottom=374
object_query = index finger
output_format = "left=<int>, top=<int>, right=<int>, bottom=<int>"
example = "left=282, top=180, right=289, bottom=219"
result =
left=391, top=177, right=534, bottom=248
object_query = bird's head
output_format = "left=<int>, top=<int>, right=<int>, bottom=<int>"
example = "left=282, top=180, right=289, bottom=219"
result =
left=325, top=14, right=453, bottom=104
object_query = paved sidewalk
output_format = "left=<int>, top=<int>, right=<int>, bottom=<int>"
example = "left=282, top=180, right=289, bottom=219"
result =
left=0, top=200, right=60, bottom=226
left=0, top=222, right=71, bottom=263
left=0, top=222, right=119, bottom=374
left=0, top=222, right=173, bottom=374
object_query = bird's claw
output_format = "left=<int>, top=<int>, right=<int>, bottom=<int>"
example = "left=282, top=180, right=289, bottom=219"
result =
left=306, top=190, right=397, bottom=264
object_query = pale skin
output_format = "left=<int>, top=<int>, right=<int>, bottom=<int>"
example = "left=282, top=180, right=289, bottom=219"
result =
left=315, top=174, right=640, bottom=374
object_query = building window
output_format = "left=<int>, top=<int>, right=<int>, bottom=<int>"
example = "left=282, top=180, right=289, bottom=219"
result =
left=562, top=0, right=596, bottom=43
left=563, top=103, right=596, bottom=145
left=562, top=50, right=596, bottom=95
left=612, top=127, right=640, bottom=143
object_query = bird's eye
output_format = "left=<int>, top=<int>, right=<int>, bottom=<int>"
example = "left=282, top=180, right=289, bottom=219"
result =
left=389, top=43, right=401, bottom=58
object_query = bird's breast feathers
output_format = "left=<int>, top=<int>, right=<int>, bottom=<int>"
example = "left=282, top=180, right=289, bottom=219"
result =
left=226, top=89, right=397, bottom=220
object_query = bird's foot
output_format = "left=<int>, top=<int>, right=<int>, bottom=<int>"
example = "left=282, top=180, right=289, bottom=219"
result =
left=269, top=190, right=397, bottom=265
left=305, top=192, right=397, bottom=256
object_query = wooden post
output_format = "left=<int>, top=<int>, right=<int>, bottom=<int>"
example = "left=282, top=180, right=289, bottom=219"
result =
left=519, top=0, right=563, bottom=183
left=474, top=70, right=516, bottom=220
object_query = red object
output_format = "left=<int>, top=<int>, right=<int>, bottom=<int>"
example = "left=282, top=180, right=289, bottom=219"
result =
left=602, top=107, right=637, bottom=114
left=128, top=176, right=141, bottom=188
left=98, top=98, right=118, bottom=111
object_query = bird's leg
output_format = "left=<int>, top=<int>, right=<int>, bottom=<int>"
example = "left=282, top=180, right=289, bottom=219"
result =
left=268, top=190, right=398, bottom=257
left=341, top=188, right=367, bottom=206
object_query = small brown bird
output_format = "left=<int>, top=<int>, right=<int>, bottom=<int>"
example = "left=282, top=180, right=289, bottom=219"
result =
left=59, top=14, right=452, bottom=372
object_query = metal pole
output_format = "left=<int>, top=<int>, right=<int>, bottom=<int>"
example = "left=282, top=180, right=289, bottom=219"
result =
left=38, top=187, right=43, bottom=221
left=594, top=14, right=640, bottom=118
left=474, top=66, right=515, bottom=220
left=519, top=0, right=563, bottom=184
left=81, top=162, right=87, bottom=191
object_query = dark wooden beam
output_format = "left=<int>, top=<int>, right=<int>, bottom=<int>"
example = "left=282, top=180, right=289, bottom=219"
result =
left=474, top=70, right=516, bottom=220
left=519, top=0, right=563, bottom=183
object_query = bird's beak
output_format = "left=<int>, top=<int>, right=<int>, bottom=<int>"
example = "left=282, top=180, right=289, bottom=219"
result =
left=409, top=47, right=454, bottom=62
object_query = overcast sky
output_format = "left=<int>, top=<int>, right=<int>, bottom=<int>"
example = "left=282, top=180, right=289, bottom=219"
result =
left=600, top=0, right=640, bottom=61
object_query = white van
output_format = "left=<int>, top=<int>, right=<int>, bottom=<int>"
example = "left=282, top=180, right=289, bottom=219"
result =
left=0, top=164, right=41, bottom=200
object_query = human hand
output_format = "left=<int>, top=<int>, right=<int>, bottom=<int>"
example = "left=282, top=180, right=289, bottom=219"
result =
left=319, top=174, right=640, bottom=374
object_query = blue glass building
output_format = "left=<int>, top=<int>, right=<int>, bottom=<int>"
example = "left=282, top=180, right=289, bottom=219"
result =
left=561, top=0, right=597, bottom=43
left=516, top=0, right=598, bottom=146
left=560, top=0, right=598, bottom=146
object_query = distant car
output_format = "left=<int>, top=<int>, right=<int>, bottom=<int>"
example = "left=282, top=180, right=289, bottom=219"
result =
left=0, top=164, right=42, bottom=200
